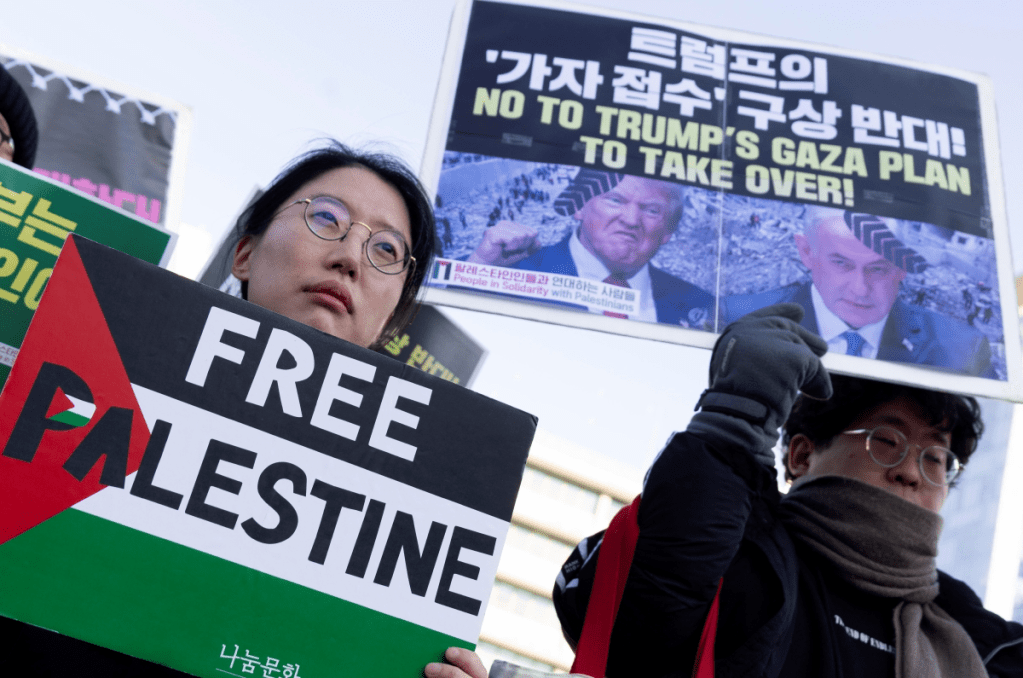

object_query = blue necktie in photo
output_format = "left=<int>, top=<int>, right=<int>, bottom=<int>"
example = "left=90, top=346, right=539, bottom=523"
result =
left=842, top=331, right=866, bottom=356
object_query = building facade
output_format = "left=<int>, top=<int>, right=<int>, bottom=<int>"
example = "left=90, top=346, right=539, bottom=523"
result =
left=475, top=429, right=642, bottom=673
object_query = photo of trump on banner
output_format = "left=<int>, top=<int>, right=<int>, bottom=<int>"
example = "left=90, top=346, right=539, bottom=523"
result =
left=435, top=155, right=716, bottom=330
left=720, top=205, right=997, bottom=378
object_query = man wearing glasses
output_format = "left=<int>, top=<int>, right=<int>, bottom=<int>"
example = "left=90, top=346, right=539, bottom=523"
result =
left=555, top=304, right=1022, bottom=678
left=783, top=377, right=964, bottom=512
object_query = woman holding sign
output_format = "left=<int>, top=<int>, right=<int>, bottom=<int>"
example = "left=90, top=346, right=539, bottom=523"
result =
left=237, top=144, right=488, bottom=678
left=6, top=143, right=489, bottom=678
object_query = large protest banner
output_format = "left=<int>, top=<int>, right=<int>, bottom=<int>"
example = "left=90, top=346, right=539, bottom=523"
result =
left=0, top=236, right=536, bottom=677
left=0, top=43, right=191, bottom=229
left=421, top=0, right=1020, bottom=401
left=0, top=161, right=174, bottom=385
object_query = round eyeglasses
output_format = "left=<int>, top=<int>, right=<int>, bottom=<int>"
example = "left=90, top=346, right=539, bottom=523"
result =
left=842, top=426, right=960, bottom=487
left=285, top=196, right=414, bottom=275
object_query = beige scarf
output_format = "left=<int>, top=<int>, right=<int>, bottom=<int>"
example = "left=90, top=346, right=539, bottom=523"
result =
left=779, top=476, right=987, bottom=678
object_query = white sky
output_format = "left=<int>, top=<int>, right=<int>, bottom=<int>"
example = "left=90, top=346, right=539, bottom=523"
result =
left=4, top=0, right=1021, bottom=478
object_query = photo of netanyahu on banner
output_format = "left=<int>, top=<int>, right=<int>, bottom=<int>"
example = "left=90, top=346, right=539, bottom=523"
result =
left=720, top=205, right=998, bottom=378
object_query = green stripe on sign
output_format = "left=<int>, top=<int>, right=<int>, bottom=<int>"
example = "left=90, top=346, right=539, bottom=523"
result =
left=47, top=411, right=90, bottom=427
left=0, top=509, right=471, bottom=677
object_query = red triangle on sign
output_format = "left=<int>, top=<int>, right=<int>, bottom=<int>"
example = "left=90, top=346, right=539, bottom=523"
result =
left=0, top=237, right=151, bottom=544
left=44, top=387, right=75, bottom=420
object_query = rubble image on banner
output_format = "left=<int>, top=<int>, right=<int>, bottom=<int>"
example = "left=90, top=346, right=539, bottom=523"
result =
left=432, top=152, right=719, bottom=331
left=718, top=193, right=1004, bottom=380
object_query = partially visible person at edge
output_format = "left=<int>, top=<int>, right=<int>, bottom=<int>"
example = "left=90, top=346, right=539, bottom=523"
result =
left=0, top=65, right=39, bottom=168
left=554, top=303, right=1023, bottom=678
left=0, top=142, right=488, bottom=678
left=719, top=207, right=994, bottom=377
left=465, top=169, right=714, bottom=329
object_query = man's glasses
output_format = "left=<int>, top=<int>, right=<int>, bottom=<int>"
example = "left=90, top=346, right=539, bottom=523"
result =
left=285, top=196, right=414, bottom=275
left=842, top=426, right=960, bottom=487
left=0, top=129, right=14, bottom=152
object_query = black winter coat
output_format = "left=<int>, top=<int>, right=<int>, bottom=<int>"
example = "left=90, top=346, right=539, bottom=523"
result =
left=554, top=431, right=1023, bottom=678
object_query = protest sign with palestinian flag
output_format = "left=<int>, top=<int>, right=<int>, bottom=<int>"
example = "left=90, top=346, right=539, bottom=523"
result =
left=0, top=235, right=536, bottom=677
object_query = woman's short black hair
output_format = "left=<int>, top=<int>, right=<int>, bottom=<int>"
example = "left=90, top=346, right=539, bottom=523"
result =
left=233, top=141, right=436, bottom=349
left=782, top=374, right=983, bottom=483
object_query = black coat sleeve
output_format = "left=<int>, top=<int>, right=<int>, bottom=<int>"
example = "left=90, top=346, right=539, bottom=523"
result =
left=555, top=429, right=784, bottom=678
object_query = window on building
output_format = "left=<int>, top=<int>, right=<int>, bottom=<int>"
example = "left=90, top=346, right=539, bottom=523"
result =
left=491, top=581, right=561, bottom=629
left=505, top=524, right=574, bottom=562
left=521, top=467, right=600, bottom=513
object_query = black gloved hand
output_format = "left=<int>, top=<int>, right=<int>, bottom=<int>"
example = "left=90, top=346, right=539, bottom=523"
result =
left=688, top=303, right=832, bottom=468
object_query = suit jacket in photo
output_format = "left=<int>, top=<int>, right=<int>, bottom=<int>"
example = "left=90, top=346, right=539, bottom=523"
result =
left=720, top=281, right=995, bottom=378
left=515, top=236, right=715, bottom=329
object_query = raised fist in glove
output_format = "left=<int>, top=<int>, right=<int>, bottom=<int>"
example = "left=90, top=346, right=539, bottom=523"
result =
left=689, top=303, right=832, bottom=466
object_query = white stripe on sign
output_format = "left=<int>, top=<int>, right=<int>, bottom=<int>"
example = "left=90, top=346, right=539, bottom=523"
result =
left=66, top=395, right=97, bottom=420
left=74, top=384, right=508, bottom=643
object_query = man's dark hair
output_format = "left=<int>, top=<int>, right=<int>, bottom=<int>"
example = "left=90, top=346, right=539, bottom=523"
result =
left=782, top=374, right=983, bottom=483
left=233, top=140, right=436, bottom=349
left=0, top=66, right=39, bottom=168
